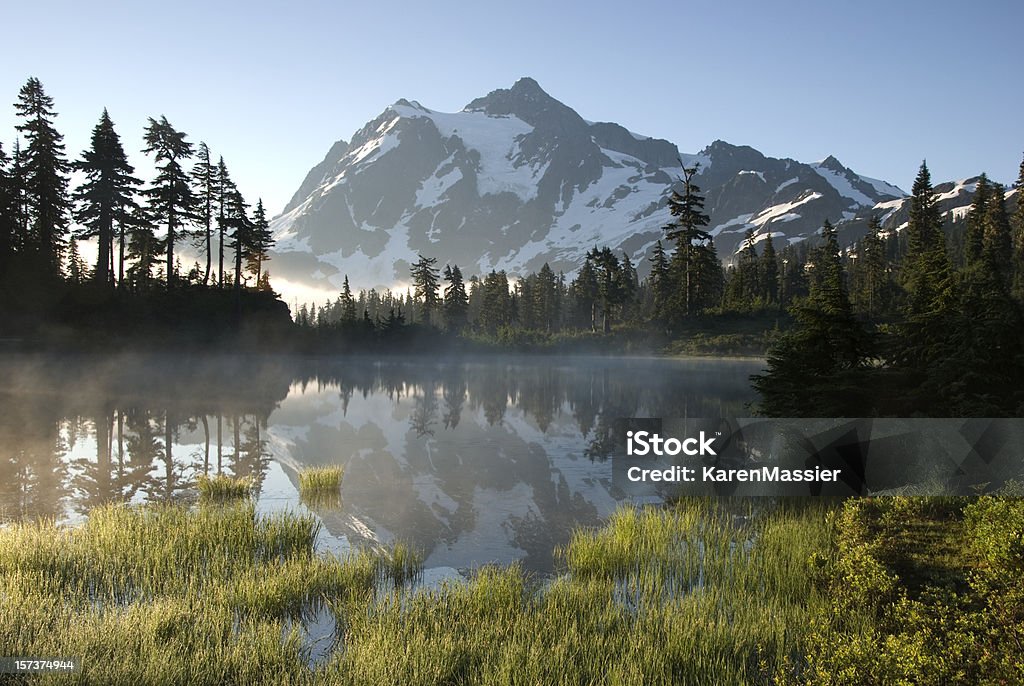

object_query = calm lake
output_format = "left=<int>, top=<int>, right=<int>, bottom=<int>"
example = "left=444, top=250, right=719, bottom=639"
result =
left=0, top=354, right=763, bottom=578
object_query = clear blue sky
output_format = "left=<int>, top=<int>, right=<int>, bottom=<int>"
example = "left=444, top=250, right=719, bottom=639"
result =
left=2, top=0, right=1021, bottom=216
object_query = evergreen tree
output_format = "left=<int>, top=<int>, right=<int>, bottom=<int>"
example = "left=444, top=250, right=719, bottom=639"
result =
left=898, top=162, right=953, bottom=377
left=215, top=157, right=235, bottom=287
left=442, top=264, right=469, bottom=333
left=981, top=181, right=1011, bottom=286
left=190, top=142, right=218, bottom=285
left=410, top=254, right=440, bottom=325
left=923, top=261, right=1024, bottom=415
left=1013, top=154, right=1024, bottom=301
left=480, top=270, right=512, bottom=334
left=0, top=142, right=15, bottom=278
left=142, top=116, right=195, bottom=287
left=571, top=259, right=600, bottom=331
left=850, top=215, right=888, bottom=317
left=340, top=275, right=357, bottom=323
left=664, top=163, right=714, bottom=319
left=125, top=207, right=161, bottom=291
left=648, top=240, right=672, bottom=324
left=533, top=263, right=560, bottom=333
left=964, top=173, right=990, bottom=266
left=752, top=220, right=873, bottom=416
left=902, top=161, right=950, bottom=317
left=586, top=246, right=627, bottom=332
left=739, top=229, right=760, bottom=303
left=9, top=140, right=30, bottom=248
left=14, top=77, right=70, bottom=279
left=246, top=198, right=272, bottom=286
left=224, top=189, right=252, bottom=293
left=760, top=232, right=779, bottom=304
left=66, top=237, right=89, bottom=284
left=72, top=109, right=141, bottom=287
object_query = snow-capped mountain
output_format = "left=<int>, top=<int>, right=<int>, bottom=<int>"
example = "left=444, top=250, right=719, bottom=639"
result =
left=270, top=77, right=908, bottom=291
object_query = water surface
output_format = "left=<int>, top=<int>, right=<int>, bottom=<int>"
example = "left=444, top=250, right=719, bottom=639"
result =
left=0, top=354, right=762, bottom=577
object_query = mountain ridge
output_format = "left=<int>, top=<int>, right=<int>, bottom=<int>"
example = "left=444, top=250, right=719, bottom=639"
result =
left=270, top=77, right=995, bottom=295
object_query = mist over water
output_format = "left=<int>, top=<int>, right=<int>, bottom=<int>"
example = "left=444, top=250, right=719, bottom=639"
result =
left=0, top=354, right=761, bottom=575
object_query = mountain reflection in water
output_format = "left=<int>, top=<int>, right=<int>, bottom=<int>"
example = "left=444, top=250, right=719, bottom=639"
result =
left=0, top=354, right=761, bottom=575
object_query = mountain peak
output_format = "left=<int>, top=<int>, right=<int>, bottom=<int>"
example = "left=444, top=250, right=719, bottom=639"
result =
left=817, top=155, right=847, bottom=172
left=463, top=77, right=583, bottom=130
left=508, top=76, right=547, bottom=96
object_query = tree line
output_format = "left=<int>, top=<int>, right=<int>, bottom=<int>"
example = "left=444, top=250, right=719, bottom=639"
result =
left=755, top=159, right=1024, bottom=417
left=297, top=163, right=807, bottom=342
left=0, top=77, right=275, bottom=309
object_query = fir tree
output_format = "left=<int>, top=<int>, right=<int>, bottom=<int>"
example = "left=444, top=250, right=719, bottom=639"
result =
left=215, top=157, right=235, bottom=288
left=14, top=77, right=70, bottom=279
left=896, top=162, right=957, bottom=386
left=964, top=173, right=990, bottom=266
left=1013, top=154, right=1024, bottom=301
left=850, top=216, right=888, bottom=317
left=664, top=163, right=714, bottom=319
left=480, top=270, right=512, bottom=334
left=224, top=189, right=252, bottom=293
left=340, top=275, right=357, bottom=323
left=981, top=181, right=1011, bottom=286
left=72, top=109, right=141, bottom=287
left=190, top=142, right=218, bottom=285
left=759, top=231, right=779, bottom=304
left=66, top=237, right=89, bottom=284
left=648, top=240, right=672, bottom=324
left=739, top=229, right=760, bottom=303
left=0, top=142, right=15, bottom=278
left=142, top=116, right=195, bottom=287
left=246, top=199, right=272, bottom=286
left=442, top=264, right=469, bottom=333
left=410, top=254, right=440, bottom=325
left=533, top=263, right=560, bottom=333
left=125, top=208, right=161, bottom=291
left=752, top=220, right=873, bottom=416
left=902, top=161, right=950, bottom=317
left=586, top=246, right=627, bottom=332
left=571, top=259, right=600, bottom=331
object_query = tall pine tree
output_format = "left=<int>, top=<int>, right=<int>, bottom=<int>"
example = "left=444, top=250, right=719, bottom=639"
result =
left=442, top=264, right=469, bottom=333
left=215, top=157, right=235, bottom=288
left=1012, top=154, right=1024, bottom=301
left=72, top=109, right=141, bottom=287
left=190, top=142, right=218, bottom=285
left=964, top=173, right=990, bottom=266
left=410, top=254, right=440, bottom=325
left=246, top=198, right=272, bottom=287
left=142, top=116, right=195, bottom=287
left=14, top=77, right=70, bottom=280
left=752, top=220, right=872, bottom=416
left=664, top=163, right=715, bottom=320
left=0, top=142, right=15, bottom=280
left=896, top=162, right=954, bottom=381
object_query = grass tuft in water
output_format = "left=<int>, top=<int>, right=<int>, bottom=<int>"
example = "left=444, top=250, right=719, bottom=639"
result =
left=298, top=466, right=344, bottom=509
left=380, top=541, right=423, bottom=586
left=197, top=473, right=254, bottom=503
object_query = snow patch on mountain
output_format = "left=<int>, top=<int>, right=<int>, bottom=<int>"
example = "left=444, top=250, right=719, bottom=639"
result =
left=751, top=192, right=823, bottom=226
left=811, top=163, right=873, bottom=207
left=392, top=103, right=544, bottom=202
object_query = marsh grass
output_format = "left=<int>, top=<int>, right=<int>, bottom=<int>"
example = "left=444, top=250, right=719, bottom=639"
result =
left=0, top=502, right=380, bottom=685
left=320, top=499, right=838, bottom=685
left=2, top=497, right=850, bottom=685
left=380, top=541, right=423, bottom=586
left=298, top=466, right=344, bottom=509
left=197, top=473, right=254, bottom=502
